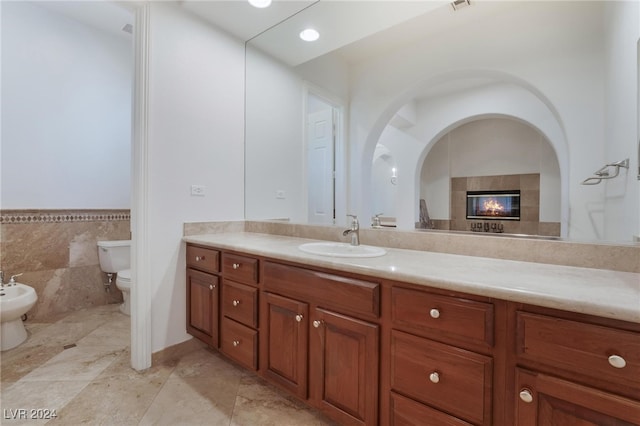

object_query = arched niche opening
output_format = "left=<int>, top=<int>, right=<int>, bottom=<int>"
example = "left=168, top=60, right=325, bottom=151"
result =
left=419, top=116, right=561, bottom=237
left=361, top=72, right=569, bottom=237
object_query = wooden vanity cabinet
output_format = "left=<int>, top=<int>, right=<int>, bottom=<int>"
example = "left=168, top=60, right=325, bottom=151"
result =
left=309, top=307, right=379, bottom=426
left=261, top=292, right=309, bottom=399
left=262, top=261, right=380, bottom=426
left=186, top=243, right=640, bottom=426
left=512, top=305, right=640, bottom=425
left=389, top=285, right=497, bottom=426
left=186, top=245, right=220, bottom=348
left=219, top=252, right=260, bottom=371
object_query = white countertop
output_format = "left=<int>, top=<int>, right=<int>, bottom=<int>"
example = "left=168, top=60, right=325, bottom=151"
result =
left=183, top=232, right=640, bottom=324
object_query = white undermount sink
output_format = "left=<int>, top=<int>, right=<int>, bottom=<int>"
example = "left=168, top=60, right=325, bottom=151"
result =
left=298, top=242, right=387, bottom=258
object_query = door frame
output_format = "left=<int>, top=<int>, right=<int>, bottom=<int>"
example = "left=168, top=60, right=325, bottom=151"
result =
left=302, top=82, right=347, bottom=226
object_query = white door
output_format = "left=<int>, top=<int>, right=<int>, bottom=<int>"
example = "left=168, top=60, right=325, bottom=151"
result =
left=307, top=108, right=335, bottom=224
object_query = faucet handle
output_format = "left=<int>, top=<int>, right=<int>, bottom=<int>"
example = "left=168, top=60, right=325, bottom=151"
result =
left=372, top=213, right=383, bottom=227
left=9, top=273, right=23, bottom=284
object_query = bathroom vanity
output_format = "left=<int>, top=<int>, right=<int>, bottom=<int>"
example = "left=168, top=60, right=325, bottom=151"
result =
left=184, top=233, right=640, bottom=426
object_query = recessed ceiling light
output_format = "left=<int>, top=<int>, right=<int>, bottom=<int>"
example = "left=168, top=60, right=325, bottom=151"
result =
left=299, top=28, right=320, bottom=42
left=248, top=0, right=272, bottom=8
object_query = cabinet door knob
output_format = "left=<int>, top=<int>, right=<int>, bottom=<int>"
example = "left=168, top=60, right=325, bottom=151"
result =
left=232, top=340, right=240, bottom=347
left=429, top=372, right=440, bottom=383
left=232, top=263, right=241, bottom=270
left=519, top=389, right=534, bottom=403
left=209, top=284, right=215, bottom=290
left=295, top=314, right=303, bottom=322
left=232, top=300, right=241, bottom=307
left=430, top=308, right=440, bottom=319
left=608, top=354, right=627, bottom=368
left=195, top=256, right=205, bottom=262
left=313, top=320, right=323, bottom=328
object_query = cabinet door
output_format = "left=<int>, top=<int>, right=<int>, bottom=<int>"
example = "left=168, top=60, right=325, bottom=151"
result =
left=310, top=308, right=379, bottom=426
left=186, top=268, right=219, bottom=347
left=261, top=292, right=309, bottom=399
left=515, top=369, right=640, bottom=425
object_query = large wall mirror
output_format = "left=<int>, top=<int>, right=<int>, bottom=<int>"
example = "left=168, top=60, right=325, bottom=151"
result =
left=245, top=0, right=640, bottom=244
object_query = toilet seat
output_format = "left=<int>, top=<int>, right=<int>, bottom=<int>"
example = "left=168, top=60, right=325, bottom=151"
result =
left=116, top=269, right=131, bottom=290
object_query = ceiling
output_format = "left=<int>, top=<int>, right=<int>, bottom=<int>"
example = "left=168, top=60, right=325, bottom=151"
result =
left=32, top=0, right=457, bottom=66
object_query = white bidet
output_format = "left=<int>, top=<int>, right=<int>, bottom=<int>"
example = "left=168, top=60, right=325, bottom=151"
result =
left=0, top=283, right=38, bottom=351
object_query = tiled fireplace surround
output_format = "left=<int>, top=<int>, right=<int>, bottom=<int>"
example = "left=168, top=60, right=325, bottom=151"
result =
left=440, top=173, right=560, bottom=237
left=2, top=209, right=638, bottom=323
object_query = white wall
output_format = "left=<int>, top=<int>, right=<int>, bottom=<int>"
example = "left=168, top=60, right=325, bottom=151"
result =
left=146, top=3, right=245, bottom=353
left=348, top=1, right=612, bottom=240
left=245, top=45, right=350, bottom=223
left=1, top=2, right=132, bottom=209
left=602, top=1, right=640, bottom=242
left=375, top=126, right=423, bottom=227
left=245, top=46, right=306, bottom=222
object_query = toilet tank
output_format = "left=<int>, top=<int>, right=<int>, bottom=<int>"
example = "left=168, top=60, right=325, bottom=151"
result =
left=97, top=240, right=131, bottom=273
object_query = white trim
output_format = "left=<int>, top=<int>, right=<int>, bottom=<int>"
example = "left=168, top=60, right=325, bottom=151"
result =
left=130, top=2, right=152, bottom=371
left=302, top=82, right=347, bottom=226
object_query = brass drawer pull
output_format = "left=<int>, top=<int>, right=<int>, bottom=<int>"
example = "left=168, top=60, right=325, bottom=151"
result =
left=608, top=354, right=626, bottom=368
left=519, top=388, right=533, bottom=403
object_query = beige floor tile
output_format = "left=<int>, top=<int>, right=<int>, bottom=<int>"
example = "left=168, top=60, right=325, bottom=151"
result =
left=75, top=315, right=130, bottom=349
left=50, top=372, right=166, bottom=425
left=20, top=345, right=122, bottom=382
left=139, top=376, right=238, bottom=426
left=19, top=321, right=104, bottom=349
left=0, top=380, right=90, bottom=425
left=230, top=376, right=335, bottom=426
left=0, top=344, right=64, bottom=383
left=170, top=348, right=246, bottom=381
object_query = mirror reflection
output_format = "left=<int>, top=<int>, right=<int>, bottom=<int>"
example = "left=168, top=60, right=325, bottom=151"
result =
left=245, top=0, right=639, bottom=243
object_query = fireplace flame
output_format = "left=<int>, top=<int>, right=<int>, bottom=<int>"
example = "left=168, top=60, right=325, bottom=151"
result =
left=483, top=198, right=505, bottom=215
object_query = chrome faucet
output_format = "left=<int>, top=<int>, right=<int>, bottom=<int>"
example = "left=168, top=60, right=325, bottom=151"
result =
left=7, top=274, right=22, bottom=286
left=343, top=214, right=360, bottom=246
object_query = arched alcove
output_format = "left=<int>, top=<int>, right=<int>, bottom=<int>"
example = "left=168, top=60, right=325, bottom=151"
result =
left=419, top=116, right=561, bottom=236
left=359, top=71, right=569, bottom=237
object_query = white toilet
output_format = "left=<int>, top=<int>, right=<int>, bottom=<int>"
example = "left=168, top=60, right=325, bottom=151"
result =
left=97, top=240, right=132, bottom=315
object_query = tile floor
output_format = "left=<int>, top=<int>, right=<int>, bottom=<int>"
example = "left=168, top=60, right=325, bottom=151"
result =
left=1, top=304, right=335, bottom=425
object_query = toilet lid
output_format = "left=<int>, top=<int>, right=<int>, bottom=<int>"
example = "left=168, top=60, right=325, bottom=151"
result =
left=117, top=269, right=131, bottom=286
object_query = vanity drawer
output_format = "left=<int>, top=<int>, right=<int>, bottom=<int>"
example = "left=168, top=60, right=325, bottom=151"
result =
left=391, top=330, right=493, bottom=425
left=392, top=286, right=493, bottom=347
left=221, top=317, right=258, bottom=371
left=264, top=261, right=380, bottom=319
left=516, top=312, right=640, bottom=391
left=222, top=279, right=258, bottom=328
left=222, top=253, right=259, bottom=286
left=390, top=392, right=473, bottom=426
left=186, top=245, right=219, bottom=274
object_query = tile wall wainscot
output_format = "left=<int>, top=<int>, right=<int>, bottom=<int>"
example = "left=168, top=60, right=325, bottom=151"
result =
left=0, top=209, right=131, bottom=321
left=184, top=220, right=640, bottom=273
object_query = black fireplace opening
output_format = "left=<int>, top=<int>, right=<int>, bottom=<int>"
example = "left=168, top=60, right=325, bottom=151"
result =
left=466, top=190, right=521, bottom=220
